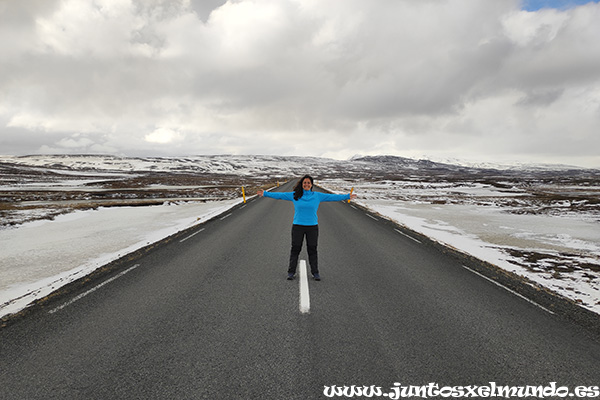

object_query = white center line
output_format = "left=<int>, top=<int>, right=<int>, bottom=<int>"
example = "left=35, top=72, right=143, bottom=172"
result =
left=394, top=229, right=422, bottom=243
left=220, top=213, right=232, bottom=220
left=48, top=264, right=140, bottom=314
left=180, top=228, right=205, bottom=242
left=461, top=265, right=554, bottom=315
left=366, top=214, right=378, bottom=221
left=299, top=260, right=310, bottom=314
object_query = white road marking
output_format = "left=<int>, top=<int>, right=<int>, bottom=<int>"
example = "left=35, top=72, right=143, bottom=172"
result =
left=299, top=260, right=310, bottom=314
left=366, top=214, right=378, bottom=221
left=48, top=264, right=140, bottom=314
left=350, top=205, right=357, bottom=210
left=220, top=213, right=232, bottom=220
left=180, top=228, right=205, bottom=242
left=461, top=265, right=554, bottom=315
left=394, top=229, right=422, bottom=243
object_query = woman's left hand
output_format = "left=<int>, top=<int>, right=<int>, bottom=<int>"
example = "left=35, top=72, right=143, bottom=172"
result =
left=350, top=193, right=357, bottom=200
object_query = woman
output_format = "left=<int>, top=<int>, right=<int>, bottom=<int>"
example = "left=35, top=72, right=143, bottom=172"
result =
left=257, top=175, right=357, bottom=280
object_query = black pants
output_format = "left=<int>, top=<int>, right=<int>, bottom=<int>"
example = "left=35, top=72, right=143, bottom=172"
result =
left=289, top=224, right=319, bottom=275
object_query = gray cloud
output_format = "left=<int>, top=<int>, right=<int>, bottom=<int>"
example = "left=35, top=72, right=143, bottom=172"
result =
left=1, top=0, right=599, bottom=167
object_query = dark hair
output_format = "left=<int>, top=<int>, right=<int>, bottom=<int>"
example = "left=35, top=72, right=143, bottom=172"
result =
left=293, top=175, right=314, bottom=200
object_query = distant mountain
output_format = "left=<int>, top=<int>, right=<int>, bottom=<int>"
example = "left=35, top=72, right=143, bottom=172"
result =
left=1, top=154, right=598, bottom=182
left=426, top=157, right=590, bottom=172
left=351, top=155, right=463, bottom=170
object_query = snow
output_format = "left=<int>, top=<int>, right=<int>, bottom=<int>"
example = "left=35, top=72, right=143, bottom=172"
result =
left=322, top=180, right=600, bottom=314
left=1, top=154, right=343, bottom=177
left=1, top=154, right=599, bottom=319
left=0, top=200, right=242, bottom=318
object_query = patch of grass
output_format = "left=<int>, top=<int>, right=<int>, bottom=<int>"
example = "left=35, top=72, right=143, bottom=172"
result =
left=506, top=248, right=600, bottom=277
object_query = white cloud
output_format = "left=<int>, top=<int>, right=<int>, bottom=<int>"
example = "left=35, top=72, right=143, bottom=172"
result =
left=145, top=127, right=184, bottom=144
left=1, top=0, right=599, bottom=167
left=502, top=8, right=569, bottom=47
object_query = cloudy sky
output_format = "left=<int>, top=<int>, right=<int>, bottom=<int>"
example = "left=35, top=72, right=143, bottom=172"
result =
left=1, top=0, right=599, bottom=167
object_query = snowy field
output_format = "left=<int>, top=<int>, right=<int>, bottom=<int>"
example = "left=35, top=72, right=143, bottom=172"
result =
left=0, top=200, right=242, bottom=318
left=1, top=154, right=599, bottom=319
left=321, top=179, right=600, bottom=315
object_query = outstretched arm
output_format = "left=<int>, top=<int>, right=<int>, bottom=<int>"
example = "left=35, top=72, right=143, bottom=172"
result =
left=258, top=190, right=295, bottom=201
left=317, top=192, right=356, bottom=202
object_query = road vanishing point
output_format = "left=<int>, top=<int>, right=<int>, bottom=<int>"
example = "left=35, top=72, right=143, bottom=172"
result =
left=1, top=181, right=599, bottom=399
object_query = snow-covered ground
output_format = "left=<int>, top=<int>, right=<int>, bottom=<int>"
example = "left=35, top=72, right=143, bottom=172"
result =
left=0, top=200, right=242, bottom=318
left=1, top=154, right=599, bottom=319
left=322, top=179, right=600, bottom=314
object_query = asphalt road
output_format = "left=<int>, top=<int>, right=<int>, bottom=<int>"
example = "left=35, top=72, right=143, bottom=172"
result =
left=1, top=182, right=599, bottom=399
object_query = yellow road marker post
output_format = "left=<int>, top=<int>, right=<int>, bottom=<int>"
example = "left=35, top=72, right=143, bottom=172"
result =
left=242, top=186, right=246, bottom=203
left=348, top=187, right=354, bottom=203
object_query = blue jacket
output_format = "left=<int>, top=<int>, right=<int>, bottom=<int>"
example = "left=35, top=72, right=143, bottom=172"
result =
left=263, top=190, right=350, bottom=226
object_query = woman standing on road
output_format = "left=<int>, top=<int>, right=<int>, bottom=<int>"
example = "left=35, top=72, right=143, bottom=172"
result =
left=257, top=175, right=357, bottom=281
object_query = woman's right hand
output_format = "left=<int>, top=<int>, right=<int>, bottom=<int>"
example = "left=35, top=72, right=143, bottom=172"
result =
left=257, top=189, right=264, bottom=197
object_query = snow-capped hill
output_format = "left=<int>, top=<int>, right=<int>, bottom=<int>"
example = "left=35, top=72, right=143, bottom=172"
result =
left=352, top=155, right=460, bottom=170
left=2, top=154, right=598, bottom=181
left=1, top=154, right=356, bottom=179
left=423, top=156, right=592, bottom=172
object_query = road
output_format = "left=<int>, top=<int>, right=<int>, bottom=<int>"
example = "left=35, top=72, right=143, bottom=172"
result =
left=1, top=182, right=599, bottom=399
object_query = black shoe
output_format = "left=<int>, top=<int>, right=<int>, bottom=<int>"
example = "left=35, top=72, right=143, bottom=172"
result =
left=313, top=273, right=321, bottom=281
left=287, top=273, right=295, bottom=280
